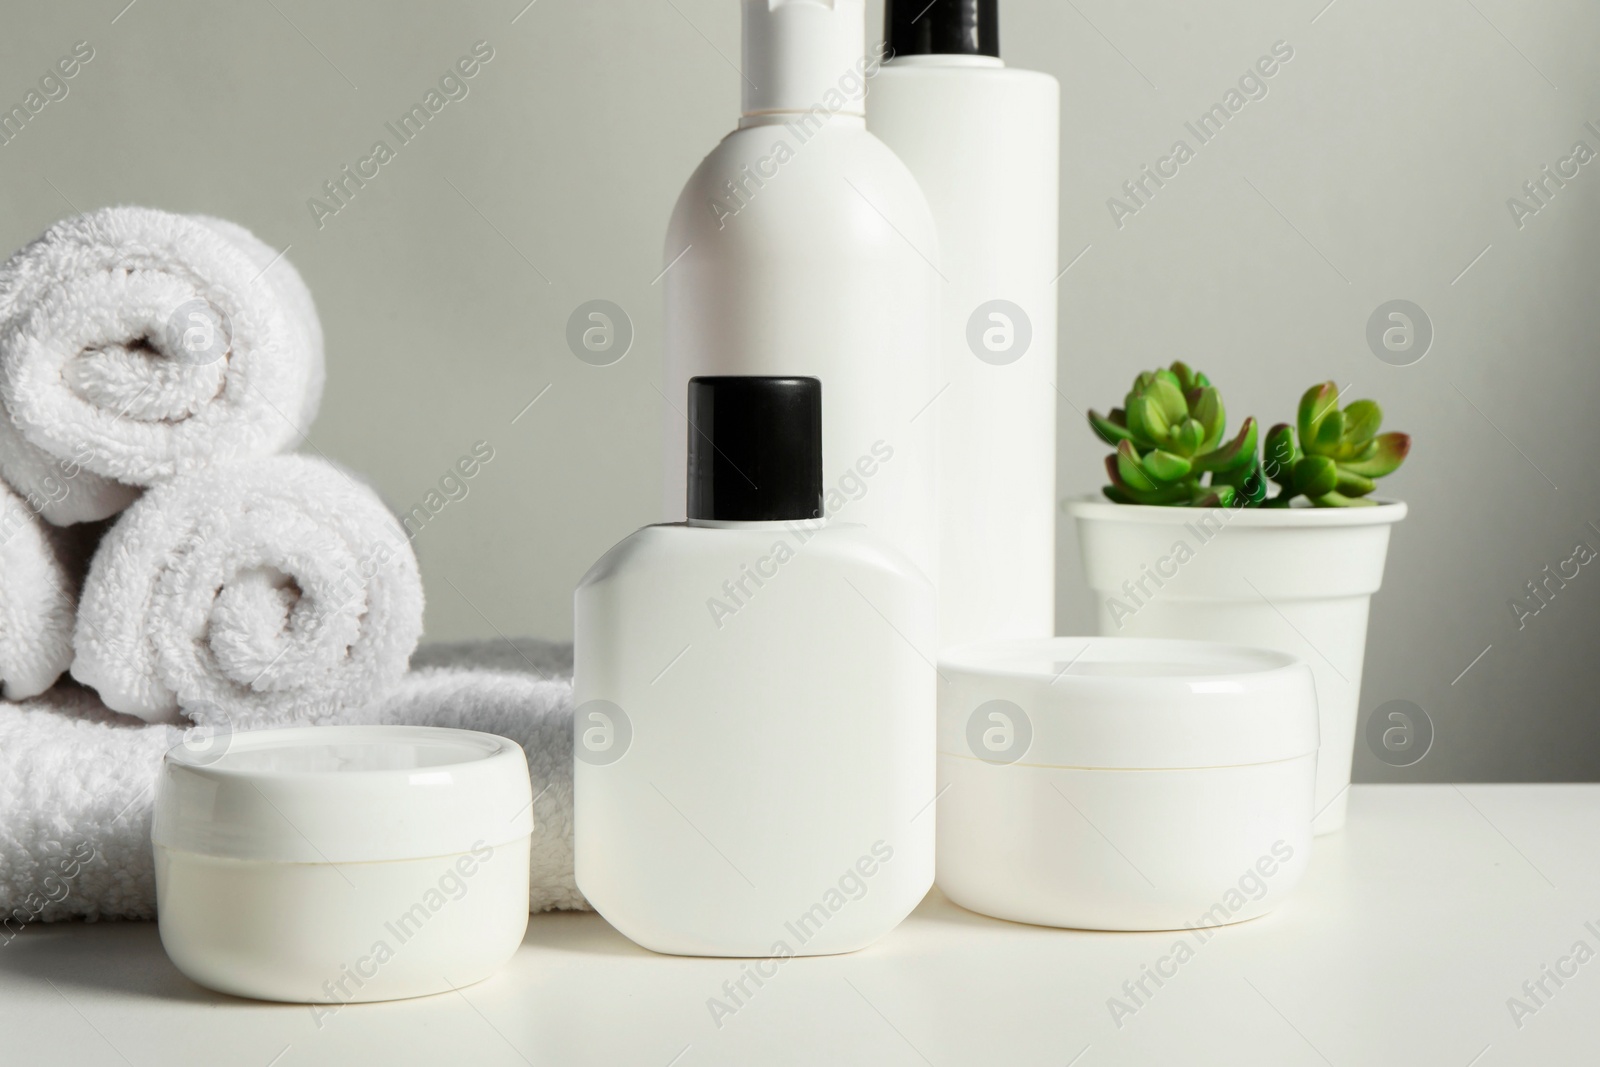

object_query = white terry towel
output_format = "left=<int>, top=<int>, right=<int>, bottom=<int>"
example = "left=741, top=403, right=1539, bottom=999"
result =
left=71, top=454, right=423, bottom=727
left=0, top=206, right=325, bottom=525
left=0, top=686, right=184, bottom=925
left=0, top=481, right=95, bottom=699
left=0, top=641, right=584, bottom=927
left=344, top=638, right=584, bottom=912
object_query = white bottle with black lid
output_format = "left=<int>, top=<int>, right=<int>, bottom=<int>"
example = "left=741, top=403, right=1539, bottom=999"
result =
left=868, top=0, right=1061, bottom=648
left=577, top=377, right=935, bottom=957
left=661, top=0, right=940, bottom=590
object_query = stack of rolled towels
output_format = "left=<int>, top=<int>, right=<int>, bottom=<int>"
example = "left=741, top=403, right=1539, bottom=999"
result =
left=0, top=207, right=587, bottom=923
left=0, top=206, right=423, bottom=722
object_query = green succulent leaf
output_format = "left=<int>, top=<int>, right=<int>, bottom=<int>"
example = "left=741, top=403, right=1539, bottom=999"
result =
left=1171, top=361, right=1209, bottom=394
left=1103, top=484, right=1137, bottom=504
left=1262, top=423, right=1299, bottom=487
left=1311, top=409, right=1345, bottom=453
left=1214, top=452, right=1270, bottom=505
left=1137, top=485, right=1203, bottom=505
left=1298, top=382, right=1340, bottom=444
left=1340, top=432, right=1410, bottom=478
left=1172, top=417, right=1206, bottom=456
left=1114, top=440, right=1158, bottom=490
left=1347, top=438, right=1380, bottom=465
left=1191, top=387, right=1225, bottom=452
left=1243, top=457, right=1271, bottom=504
left=1341, top=399, right=1382, bottom=445
left=1145, top=375, right=1190, bottom=426
left=1088, top=408, right=1136, bottom=446
left=1103, top=454, right=1196, bottom=505
left=1291, top=455, right=1339, bottom=498
left=1125, top=395, right=1170, bottom=447
left=1335, top=469, right=1377, bottom=497
left=1103, top=453, right=1138, bottom=494
left=1309, top=490, right=1377, bottom=508
left=1193, top=417, right=1259, bottom=474
left=1193, top=485, right=1237, bottom=508
left=1142, top=449, right=1193, bottom=483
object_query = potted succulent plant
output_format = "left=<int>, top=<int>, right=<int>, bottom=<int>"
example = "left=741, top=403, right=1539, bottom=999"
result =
left=1065, top=364, right=1410, bottom=834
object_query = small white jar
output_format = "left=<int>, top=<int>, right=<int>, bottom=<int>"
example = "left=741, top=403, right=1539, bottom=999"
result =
left=937, top=638, right=1319, bottom=931
left=153, top=725, right=533, bottom=1003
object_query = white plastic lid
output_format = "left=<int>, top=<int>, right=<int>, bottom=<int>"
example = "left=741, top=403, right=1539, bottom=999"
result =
left=742, top=0, right=867, bottom=117
left=152, top=725, right=534, bottom=863
left=938, top=638, right=1319, bottom=769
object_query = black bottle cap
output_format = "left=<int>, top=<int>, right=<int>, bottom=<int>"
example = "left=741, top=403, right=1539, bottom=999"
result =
left=687, top=376, right=824, bottom=522
left=886, top=0, right=999, bottom=59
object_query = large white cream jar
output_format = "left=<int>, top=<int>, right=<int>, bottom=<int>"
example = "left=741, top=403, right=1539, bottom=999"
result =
left=937, top=638, right=1319, bottom=931
left=153, top=725, right=533, bottom=1004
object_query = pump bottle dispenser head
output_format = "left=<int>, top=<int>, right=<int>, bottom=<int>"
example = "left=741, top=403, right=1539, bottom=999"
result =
left=742, top=0, right=868, bottom=117
left=885, top=0, right=999, bottom=58
left=687, top=376, right=824, bottom=522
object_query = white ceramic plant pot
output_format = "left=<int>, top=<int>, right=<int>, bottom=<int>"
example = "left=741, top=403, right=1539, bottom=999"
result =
left=1066, top=498, right=1407, bottom=834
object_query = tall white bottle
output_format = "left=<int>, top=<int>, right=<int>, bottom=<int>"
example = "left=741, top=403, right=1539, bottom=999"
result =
left=868, top=0, right=1061, bottom=647
left=576, top=377, right=936, bottom=956
left=662, top=0, right=940, bottom=587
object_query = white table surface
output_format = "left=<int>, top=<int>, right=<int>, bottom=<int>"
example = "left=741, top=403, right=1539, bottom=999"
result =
left=2, top=785, right=1596, bottom=1066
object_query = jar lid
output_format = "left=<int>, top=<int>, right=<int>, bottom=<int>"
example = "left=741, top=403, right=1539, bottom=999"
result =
left=152, top=725, right=534, bottom=863
left=938, top=638, right=1318, bottom=769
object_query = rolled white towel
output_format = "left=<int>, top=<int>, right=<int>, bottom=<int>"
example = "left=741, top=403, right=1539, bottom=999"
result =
left=0, top=206, right=325, bottom=524
left=71, top=454, right=422, bottom=727
left=0, top=641, right=583, bottom=926
left=0, top=480, right=94, bottom=699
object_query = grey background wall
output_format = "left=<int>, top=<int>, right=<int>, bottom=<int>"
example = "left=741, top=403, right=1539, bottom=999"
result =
left=1, top=0, right=1596, bottom=783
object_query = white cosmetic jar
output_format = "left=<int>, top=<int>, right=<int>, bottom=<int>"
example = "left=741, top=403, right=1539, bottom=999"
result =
left=152, top=725, right=533, bottom=1003
left=937, top=638, right=1319, bottom=931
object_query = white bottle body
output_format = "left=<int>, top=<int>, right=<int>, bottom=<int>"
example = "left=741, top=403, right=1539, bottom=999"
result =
left=573, top=520, right=935, bottom=957
left=661, top=115, right=941, bottom=585
left=868, top=58, right=1061, bottom=647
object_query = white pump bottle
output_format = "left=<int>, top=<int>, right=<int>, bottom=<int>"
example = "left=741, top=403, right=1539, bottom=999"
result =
left=661, top=0, right=941, bottom=589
